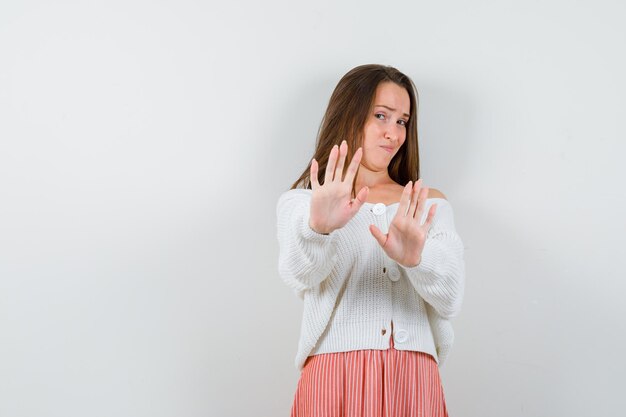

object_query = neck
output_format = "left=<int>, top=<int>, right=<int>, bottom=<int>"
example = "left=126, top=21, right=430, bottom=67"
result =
left=355, top=163, right=395, bottom=191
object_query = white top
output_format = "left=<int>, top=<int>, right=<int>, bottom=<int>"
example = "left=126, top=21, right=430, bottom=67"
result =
left=276, top=188, right=466, bottom=370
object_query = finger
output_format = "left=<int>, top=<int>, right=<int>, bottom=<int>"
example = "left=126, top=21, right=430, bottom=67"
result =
left=369, top=224, right=387, bottom=248
left=423, top=203, right=437, bottom=227
left=324, top=144, right=339, bottom=184
left=343, top=147, right=363, bottom=184
left=414, top=185, right=429, bottom=220
left=310, top=158, right=320, bottom=189
left=398, top=181, right=413, bottom=216
left=409, top=179, right=422, bottom=218
left=334, top=140, right=347, bottom=182
left=351, top=185, right=369, bottom=211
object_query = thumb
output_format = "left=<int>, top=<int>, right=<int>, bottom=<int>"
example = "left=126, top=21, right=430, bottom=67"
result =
left=351, top=186, right=369, bottom=210
left=369, top=224, right=387, bottom=247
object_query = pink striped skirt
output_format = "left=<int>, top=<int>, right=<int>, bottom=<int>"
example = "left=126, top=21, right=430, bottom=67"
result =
left=290, top=334, right=448, bottom=417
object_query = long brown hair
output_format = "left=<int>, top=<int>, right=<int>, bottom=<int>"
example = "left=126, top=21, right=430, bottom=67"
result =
left=289, top=64, right=421, bottom=197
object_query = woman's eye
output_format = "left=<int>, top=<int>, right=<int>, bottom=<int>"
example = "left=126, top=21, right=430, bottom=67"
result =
left=398, top=119, right=407, bottom=126
left=375, top=113, right=385, bottom=120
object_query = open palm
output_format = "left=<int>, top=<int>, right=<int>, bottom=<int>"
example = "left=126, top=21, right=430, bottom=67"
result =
left=369, top=179, right=437, bottom=268
left=308, top=140, right=369, bottom=234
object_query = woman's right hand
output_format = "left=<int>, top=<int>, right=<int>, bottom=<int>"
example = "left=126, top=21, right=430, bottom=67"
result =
left=309, top=140, right=369, bottom=234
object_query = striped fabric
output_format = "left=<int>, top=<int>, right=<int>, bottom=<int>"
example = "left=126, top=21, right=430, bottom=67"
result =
left=290, top=332, right=448, bottom=417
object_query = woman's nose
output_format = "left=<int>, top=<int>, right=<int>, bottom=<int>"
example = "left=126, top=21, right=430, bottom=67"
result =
left=385, top=124, right=402, bottom=141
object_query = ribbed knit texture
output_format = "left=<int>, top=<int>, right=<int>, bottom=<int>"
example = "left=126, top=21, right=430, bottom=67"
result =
left=276, top=188, right=465, bottom=371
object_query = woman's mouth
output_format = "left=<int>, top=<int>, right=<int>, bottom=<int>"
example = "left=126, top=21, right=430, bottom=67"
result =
left=380, top=146, right=394, bottom=154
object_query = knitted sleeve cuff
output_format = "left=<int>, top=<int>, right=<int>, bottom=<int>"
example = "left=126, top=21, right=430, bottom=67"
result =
left=299, top=206, right=337, bottom=243
left=400, top=238, right=447, bottom=273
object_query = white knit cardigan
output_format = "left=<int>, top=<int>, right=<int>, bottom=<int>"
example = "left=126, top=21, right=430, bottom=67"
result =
left=276, top=188, right=465, bottom=370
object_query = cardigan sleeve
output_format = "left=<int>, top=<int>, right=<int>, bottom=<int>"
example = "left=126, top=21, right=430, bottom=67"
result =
left=276, top=189, right=339, bottom=297
left=425, top=302, right=454, bottom=368
left=399, top=198, right=465, bottom=319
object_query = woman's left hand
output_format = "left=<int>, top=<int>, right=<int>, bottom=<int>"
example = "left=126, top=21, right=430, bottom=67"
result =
left=369, top=179, right=437, bottom=268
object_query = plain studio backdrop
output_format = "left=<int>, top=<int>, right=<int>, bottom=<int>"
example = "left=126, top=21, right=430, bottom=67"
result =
left=1, top=0, right=625, bottom=416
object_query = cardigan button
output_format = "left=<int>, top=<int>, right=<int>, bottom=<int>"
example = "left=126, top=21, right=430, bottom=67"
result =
left=394, top=329, right=408, bottom=343
left=388, top=266, right=400, bottom=282
left=372, top=203, right=386, bottom=215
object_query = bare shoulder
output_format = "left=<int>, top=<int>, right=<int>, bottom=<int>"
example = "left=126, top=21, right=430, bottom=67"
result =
left=427, top=187, right=447, bottom=200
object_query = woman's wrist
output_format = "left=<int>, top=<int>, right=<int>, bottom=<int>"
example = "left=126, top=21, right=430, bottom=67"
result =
left=400, top=256, right=422, bottom=268
left=309, top=220, right=332, bottom=235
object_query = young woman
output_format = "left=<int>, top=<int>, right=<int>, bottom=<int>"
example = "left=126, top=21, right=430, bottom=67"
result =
left=276, top=64, right=465, bottom=417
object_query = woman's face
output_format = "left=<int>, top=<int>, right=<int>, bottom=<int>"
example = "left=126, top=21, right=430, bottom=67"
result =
left=360, top=81, right=411, bottom=172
